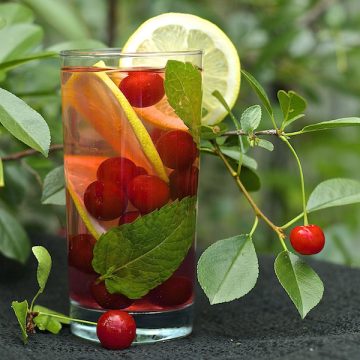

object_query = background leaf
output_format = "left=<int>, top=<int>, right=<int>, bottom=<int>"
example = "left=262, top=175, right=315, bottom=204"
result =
left=197, top=234, right=258, bottom=304
left=274, top=251, right=324, bottom=318
left=32, top=246, right=52, bottom=292
left=11, top=300, right=29, bottom=344
left=0, top=3, right=34, bottom=25
left=201, top=123, right=228, bottom=140
left=0, top=52, right=57, bottom=72
left=0, top=88, right=50, bottom=156
left=278, top=90, right=306, bottom=126
left=41, top=166, right=65, bottom=205
left=295, top=118, right=360, bottom=134
left=47, top=39, right=106, bottom=52
left=257, top=139, right=274, bottom=151
left=240, top=105, right=262, bottom=133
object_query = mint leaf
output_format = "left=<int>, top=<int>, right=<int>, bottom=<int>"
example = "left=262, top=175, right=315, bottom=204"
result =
left=240, top=105, right=262, bottom=133
left=278, top=90, right=306, bottom=127
left=41, top=166, right=65, bottom=205
left=33, top=305, right=70, bottom=325
left=307, top=178, right=360, bottom=212
left=274, top=251, right=324, bottom=319
left=0, top=88, right=50, bottom=156
left=197, top=234, right=258, bottom=304
left=0, top=158, right=4, bottom=187
left=92, top=197, right=196, bottom=299
left=11, top=300, right=29, bottom=344
left=294, top=117, right=360, bottom=134
left=32, top=246, right=52, bottom=292
left=164, top=60, right=202, bottom=132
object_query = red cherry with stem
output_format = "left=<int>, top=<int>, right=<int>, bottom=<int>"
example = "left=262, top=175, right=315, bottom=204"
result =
left=97, top=157, right=137, bottom=191
left=68, top=234, right=96, bottom=273
left=119, top=211, right=141, bottom=225
left=119, top=71, right=164, bottom=108
left=290, top=224, right=325, bottom=255
left=135, top=166, right=147, bottom=176
left=169, top=166, right=199, bottom=200
left=149, top=276, right=193, bottom=307
left=156, top=130, right=198, bottom=170
left=84, top=181, right=127, bottom=220
left=91, top=281, right=133, bottom=310
left=96, top=310, right=136, bottom=350
left=127, top=175, right=170, bottom=214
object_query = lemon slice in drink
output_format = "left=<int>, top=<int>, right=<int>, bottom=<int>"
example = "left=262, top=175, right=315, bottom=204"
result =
left=122, top=12, right=241, bottom=126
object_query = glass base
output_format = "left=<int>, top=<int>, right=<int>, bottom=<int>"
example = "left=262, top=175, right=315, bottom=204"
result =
left=70, top=301, right=194, bottom=344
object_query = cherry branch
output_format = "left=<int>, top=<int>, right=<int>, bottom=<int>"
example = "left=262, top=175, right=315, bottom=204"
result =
left=222, top=129, right=279, bottom=136
left=1, top=144, right=63, bottom=162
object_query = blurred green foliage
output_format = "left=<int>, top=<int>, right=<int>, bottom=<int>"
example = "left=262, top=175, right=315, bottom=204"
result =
left=0, top=0, right=359, bottom=266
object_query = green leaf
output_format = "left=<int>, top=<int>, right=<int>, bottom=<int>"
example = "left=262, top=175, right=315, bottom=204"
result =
left=257, top=138, right=274, bottom=151
left=164, top=60, right=202, bottom=132
left=295, top=117, right=360, bottom=134
left=33, top=305, right=70, bottom=325
left=307, top=178, right=360, bottom=212
left=220, top=146, right=258, bottom=169
left=0, top=158, right=4, bottom=187
left=33, top=305, right=69, bottom=334
left=47, top=40, right=107, bottom=52
left=274, top=251, right=324, bottom=319
left=0, top=23, right=43, bottom=63
left=0, top=88, right=50, bottom=156
left=32, top=246, right=52, bottom=292
left=11, top=300, right=29, bottom=344
left=41, top=166, right=65, bottom=205
left=0, top=207, right=30, bottom=264
left=93, top=197, right=196, bottom=299
left=278, top=90, right=306, bottom=127
left=241, top=69, right=273, bottom=119
left=0, top=51, right=57, bottom=73
left=240, top=166, right=261, bottom=192
left=22, top=0, right=89, bottom=40
left=201, top=123, right=228, bottom=140
left=197, top=234, right=258, bottom=304
left=240, top=105, right=262, bottom=133
left=0, top=3, right=34, bottom=25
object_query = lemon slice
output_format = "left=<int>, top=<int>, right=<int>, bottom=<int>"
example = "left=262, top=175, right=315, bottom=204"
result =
left=122, top=12, right=241, bottom=126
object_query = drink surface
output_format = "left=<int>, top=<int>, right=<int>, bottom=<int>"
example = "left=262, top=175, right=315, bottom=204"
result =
left=61, top=66, right=199, bottom=312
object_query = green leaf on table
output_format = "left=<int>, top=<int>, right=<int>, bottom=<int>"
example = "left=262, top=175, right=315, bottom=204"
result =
left=164, top=60, right=202, bottom=132
left=33, top=305, right=70, bottom=324
left=257, top=138, right=274, bottom=151
left=0, top=88, right=50, bottom=156
left=92, top=197, right=196, bottom=299
left=0, top=207, right=30, bottom=264
left=220, top=146, right=258, bottom=169
left=278, top=90, right=306, bottom=127
left=0, top=3, right=34, bottom=25
left=307, top=178, right=360, bottom=212
left=0, top=158, right=4, bottom=187
left=294, top=117, right=360, bottom=134
left=32, top=246, right=52, bottom=292
left=201, top=123, right=228, bottom=140
left=41, top=166, right=65, bottom=205
left=240, top=105, right=262, bottom=133
left=274, top=251, right=324, bottom=318
left=33, top=305, right=69, bottom=334
left=197, top=234, right=258, bottom=304
left=241, top=69, right=273, bottom=119
left=11, top=300, right=29, bottom=344
left=47, top=40, right=106, bottom=52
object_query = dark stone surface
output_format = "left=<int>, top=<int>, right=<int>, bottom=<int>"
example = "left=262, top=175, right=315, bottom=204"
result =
left=1, top=234, right=359, bottom=360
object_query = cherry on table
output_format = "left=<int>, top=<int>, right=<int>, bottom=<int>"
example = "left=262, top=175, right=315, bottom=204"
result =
left=156, top=130, right=198, bottom=170
left=68, top=234, right=96, bottom=273
left=148, top=276, right=193, bottom=307
left=84, top=180, right=128, bottom=220
left=119, top=71, right=164, bottom=108
left=127, top=175, right=170, bottom=214
left=91, top=281, right=133, bottom=310
left=169, top=166, right=199, bottom=200
left=97, top=310, right=136, bottom=350
left=119, top=211, right=141, bottom=225
left=290, top=224, right=325, bottom=255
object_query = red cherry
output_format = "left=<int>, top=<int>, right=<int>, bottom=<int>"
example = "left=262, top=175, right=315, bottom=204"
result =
left=290, top=225, right=325, bottom=255
left=96, top=310, right=136, bottom=350
left=84, top=181, right=127, bottom=220
left=97, top=157, right=137, bottom=190
left=135, top=166, right=147, bottom=176
left=150, top=128, right=165, bottom=143
left=156, top=130, right=198, bottom=170
left=149, top=276, right=193, bottom=307
left=119, top=211, right=141, bottom=225
left=119, top=71, right=164, bottom=108
left=68, top=234, right=96, bottom=273
left=169, top=166, right=199, bottom=200
left=127, top=175, right=170, bottom=214
left=91, top=281, right=132, bottom=310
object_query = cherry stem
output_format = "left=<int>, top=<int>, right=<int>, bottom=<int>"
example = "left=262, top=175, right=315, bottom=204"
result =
left=280, top=212, right=304, bottom=229
left=280, top=136, right=309, bottom=226
left=249, top=216, right=259, bottom=237
left=211, top=140, right=287, bottom=250
left=36, top=312, right=97, bottom=326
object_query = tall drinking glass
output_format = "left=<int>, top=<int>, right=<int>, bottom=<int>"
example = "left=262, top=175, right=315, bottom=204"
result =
left=60, top=50, right=202, bottom=343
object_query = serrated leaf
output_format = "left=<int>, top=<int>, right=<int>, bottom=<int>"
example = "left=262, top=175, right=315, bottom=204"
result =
left=201, top=123, right=228, bottom=140
left=295, top=117, right=360, bottom=134
left=32, top=246, right=52, bottom=292
left=240, top=105, right=262, bottom=133
left=257, top=139, right=274, bottom=151
left=92, top=197, right=196, bottom=299
left=0, top=158, right=4, bottom=187
left=274, top=251, right=324, bottom=319
left=164, top=60, right=202, bottom=132
left=11, top=300, right=29, bottom=344
left=0, top=88, right=50, bottom=156
left=0, top=207, right=30, bottom=264
left=33, top=305, right=70, bottom=325
left=0, top=3, right=34, bottom=25
left=278, top=90, right=306, bottom=127
left=41, top=166, right=65, bottom=205
left=307, top=178, right=360, bottom=212
left=220, top=146, right=258, bottom=169
left=197, top=234, right=258, bottom=304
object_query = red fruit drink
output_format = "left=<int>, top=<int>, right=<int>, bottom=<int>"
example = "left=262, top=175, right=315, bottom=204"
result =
left=61, top=50, right=202, bottom=343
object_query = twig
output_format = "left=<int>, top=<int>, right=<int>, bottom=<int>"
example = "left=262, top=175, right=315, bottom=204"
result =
left=222, top=129, right=279, bottom=136
left=1, top=144, right=63, bottom=162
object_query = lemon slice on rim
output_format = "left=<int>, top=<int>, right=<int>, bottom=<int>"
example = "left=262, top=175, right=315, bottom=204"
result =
left=122, top=12, right=241, bottom=126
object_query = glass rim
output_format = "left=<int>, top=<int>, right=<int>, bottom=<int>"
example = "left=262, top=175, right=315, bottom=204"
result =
left=59, top=48, right=203, bottom=57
